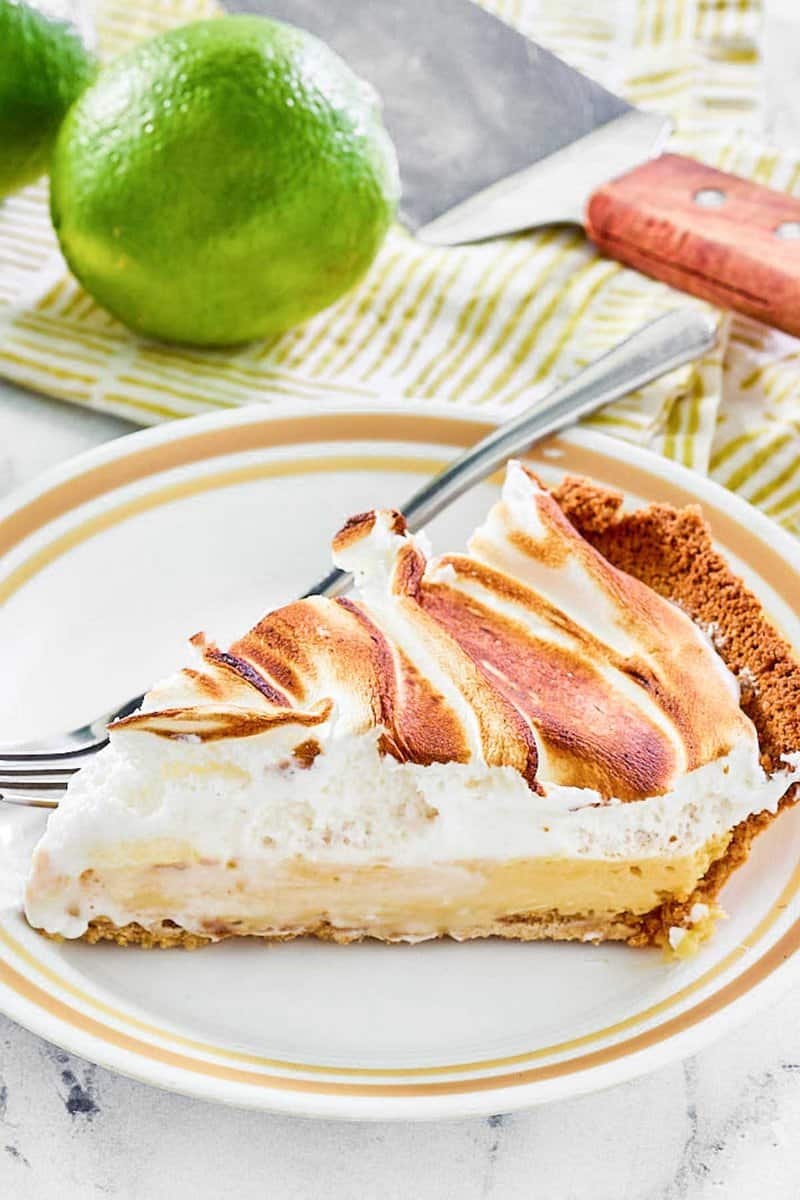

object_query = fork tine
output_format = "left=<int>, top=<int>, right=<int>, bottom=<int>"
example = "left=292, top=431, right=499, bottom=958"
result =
left=0, top=738, right=108, bottom=763
left=0, top=751, right=96, bottom=773
left=0, top=692, right=143, bottom=760
left=0, top=790, right=61, bottom=809
left=0, top=771, right=76, bottom=788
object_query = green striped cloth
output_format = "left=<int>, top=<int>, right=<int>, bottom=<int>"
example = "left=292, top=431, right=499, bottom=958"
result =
left=2, top=0, right=800, bottom=535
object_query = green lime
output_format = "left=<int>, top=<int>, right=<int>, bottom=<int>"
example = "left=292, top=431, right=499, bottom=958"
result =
left=50, top=16, right=399, bottom=346
left=0, top=0, right=96, bottom=199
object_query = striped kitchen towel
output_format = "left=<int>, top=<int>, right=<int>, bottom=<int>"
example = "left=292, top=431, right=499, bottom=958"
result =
left=2, top=0, right=800, bottom=536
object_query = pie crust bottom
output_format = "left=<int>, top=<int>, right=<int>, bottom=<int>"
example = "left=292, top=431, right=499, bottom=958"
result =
left=83, top=912, right=639, bottom=949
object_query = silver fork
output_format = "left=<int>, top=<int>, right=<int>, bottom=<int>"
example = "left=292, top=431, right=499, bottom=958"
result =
left=0, top=696, right=145, bottom=807
left=0, top=307, right=717, bottom=810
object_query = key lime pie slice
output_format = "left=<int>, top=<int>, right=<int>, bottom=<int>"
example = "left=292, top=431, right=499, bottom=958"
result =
left=25, top=463, right=800, bottom=950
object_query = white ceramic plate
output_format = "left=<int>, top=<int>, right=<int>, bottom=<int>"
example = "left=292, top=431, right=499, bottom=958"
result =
left=1, top=402, right=799, bottom=1121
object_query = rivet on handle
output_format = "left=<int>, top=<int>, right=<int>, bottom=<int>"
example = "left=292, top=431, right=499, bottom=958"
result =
left=775, top=221, right=800, bottom=240
left=693, top=188, right=726, bottom=208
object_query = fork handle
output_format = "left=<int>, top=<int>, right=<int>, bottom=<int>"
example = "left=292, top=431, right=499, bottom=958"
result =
left=303, top=307, right=717, bottom=600
left=0, top=792, right=60, bottom=809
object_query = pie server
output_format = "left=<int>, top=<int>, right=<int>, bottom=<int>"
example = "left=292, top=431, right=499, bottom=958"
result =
left=227, top=0, right=800, bottom=337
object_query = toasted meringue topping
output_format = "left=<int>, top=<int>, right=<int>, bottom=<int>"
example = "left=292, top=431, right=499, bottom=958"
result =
left=112, top=463, right=756, bottom=802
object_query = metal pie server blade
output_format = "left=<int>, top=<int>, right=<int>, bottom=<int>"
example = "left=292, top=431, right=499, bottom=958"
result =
left=226, top=0, right=800, bottom=336
left=225, top=0, right=670, bottom=237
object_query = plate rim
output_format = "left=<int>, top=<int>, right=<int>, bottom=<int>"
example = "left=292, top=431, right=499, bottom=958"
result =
left=2, top=399, right=800, bottom=1120
left=3, top=397, right=800, bottom=578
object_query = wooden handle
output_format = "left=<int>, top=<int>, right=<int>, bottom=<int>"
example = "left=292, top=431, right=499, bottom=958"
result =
left=585, top=153, right=800, bottom=336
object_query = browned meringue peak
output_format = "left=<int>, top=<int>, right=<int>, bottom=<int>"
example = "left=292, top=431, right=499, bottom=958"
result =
left=115, top=592, right=481, bottom=767
left=336, top=505, right=679, bottom=800
left=233, top=592, right=480, bottom=770
left=116, top=700, right=333, bottom=742
left=112, top=463, right=754, bottom=801
left=464, top=462, right=753, bottom=776
left=231, top=568, right=538, bottom=781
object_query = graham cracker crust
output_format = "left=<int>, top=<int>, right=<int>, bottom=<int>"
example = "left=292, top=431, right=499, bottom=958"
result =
left=81, top=912, right=638, bottom=950
left=81, top=478, right=800, bottom=951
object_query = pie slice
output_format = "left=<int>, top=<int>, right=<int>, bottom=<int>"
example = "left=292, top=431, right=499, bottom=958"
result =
left=25, top=463, right=800, bottom=951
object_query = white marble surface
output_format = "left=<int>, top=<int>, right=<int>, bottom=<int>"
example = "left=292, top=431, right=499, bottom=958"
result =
left=3, top=355, right=800, bottom=1200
